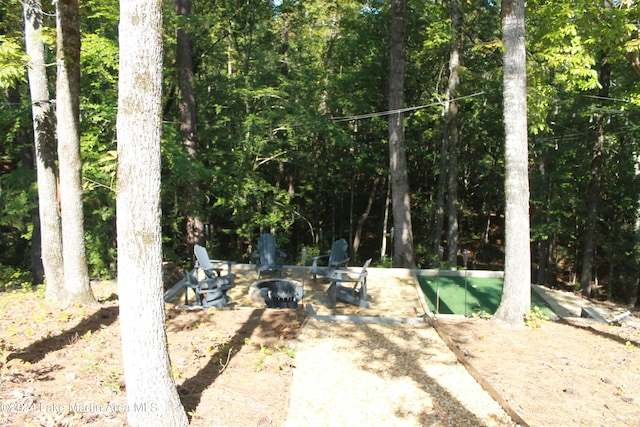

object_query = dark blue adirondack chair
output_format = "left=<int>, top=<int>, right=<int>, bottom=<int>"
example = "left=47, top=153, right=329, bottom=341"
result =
left=251, top=233, right=287, bottom=279
left=327, top=258, right=372, bottom=308
left=310, top=238, right=349, bottom=279
left=192, top=244, right=235, bottom=307
left=163, top=244, right=235, bottom=308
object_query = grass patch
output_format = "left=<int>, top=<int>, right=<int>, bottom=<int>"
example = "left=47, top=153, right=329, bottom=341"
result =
left=418, top=274, right=555, bottom=318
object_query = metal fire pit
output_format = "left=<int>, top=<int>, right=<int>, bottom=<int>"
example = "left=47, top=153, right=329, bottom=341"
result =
left=249, top=279, right=304, bottom=309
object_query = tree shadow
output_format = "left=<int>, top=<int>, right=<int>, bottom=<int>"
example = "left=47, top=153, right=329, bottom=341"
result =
left=176, top=308, right=261, bottom=420
left=7, top=305, right=119, bottom=364
left=325, top=321, right=499, bottom=425
left=563, top=319, right=640, bottom=347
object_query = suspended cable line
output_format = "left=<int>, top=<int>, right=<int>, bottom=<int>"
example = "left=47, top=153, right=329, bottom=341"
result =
left=331, top=91, right=486, bottom=123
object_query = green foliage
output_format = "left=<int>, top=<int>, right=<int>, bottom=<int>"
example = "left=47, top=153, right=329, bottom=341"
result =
left=0, top=266, right=33, bottom=291
left=0, top=0, right=637, bottom=304
left=0, top=36, right=28, bottom=89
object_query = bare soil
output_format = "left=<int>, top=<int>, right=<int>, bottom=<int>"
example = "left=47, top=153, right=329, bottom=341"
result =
left=434, top=314, right=640, bottom=427
left=0, top=281, right=305, bottom=427
left=1, top=271, right=639, bottom=427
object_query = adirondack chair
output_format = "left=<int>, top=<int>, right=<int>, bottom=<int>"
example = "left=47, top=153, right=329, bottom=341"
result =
left=326, top=258, right=372, bottom=308
left=310, top=238, right=349, bottom=279
left=251, top=233, right=287, bottom=279
left=193, top=244, right=235, bottom=307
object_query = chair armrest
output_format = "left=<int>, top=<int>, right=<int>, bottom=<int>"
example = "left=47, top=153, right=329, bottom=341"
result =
left=329, top=269, right=368, bottom=283
left=311, top=254, right=329, bottom=269
left=210, top=260, right=235, bottom=276
left=203, top=267, right=223, bottom=278
left=329, top=257, right=349, bottom=269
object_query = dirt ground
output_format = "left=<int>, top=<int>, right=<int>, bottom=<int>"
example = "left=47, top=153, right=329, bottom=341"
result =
left=1, top=268, right=639, bottom=426
left=434, top=315, right=640, bottom=427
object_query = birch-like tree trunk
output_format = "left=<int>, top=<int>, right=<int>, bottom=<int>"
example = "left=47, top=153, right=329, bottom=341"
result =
left=117, top=1, right=188, bottom=425
left=24, top=0, right=66, bottom=301
left=445, top=0, right=461, bottom=268
left=56, top=0, right=94, bottom=303
left=494, top=0, right=531, bottom=327
left=388, top=0, right=414, bottom=268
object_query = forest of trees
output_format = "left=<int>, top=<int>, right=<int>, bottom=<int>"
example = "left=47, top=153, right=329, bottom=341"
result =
left=1, top=0, right=639, bottom=305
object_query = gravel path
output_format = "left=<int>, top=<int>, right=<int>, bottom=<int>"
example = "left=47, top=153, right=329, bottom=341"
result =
left=284, top=318, right=516, bottom=427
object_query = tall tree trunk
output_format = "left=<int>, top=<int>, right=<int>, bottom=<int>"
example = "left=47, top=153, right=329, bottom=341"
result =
left=56, top=0, right=94, bottom=303
left=431, top=131, right=447, bottom=266
left=9, top=82, right=46, bottom=285
left=388, top=0, right=414, bottom=268
left=381, top=176, right=391, bottom=259
left=24, top=0, right=66, bottom=300
left=176, top=0, right=204, bottom=249
left=534, top=144, right=552, bottom=285
left=445, top=0, right=461, bottom=268
left=117, top=0, right=188, bottom=425
left=16, top=123, right=45, bottom=285
left=353, top=176, right=380, bottom=257
left=636, top=153, right=640, bottom=307
left=494, top=0, right=531, bottom=327
left=580, top=54, right=610, bottom=298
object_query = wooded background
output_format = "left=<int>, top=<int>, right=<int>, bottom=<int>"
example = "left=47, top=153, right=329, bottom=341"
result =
left=1, top=0, right=639, bottom=304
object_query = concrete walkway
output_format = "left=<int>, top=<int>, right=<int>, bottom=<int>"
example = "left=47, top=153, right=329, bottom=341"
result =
left=532, top=284, right=630, bottom=322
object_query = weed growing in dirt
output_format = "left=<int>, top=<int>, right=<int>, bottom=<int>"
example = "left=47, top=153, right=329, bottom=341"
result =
left=103, top=370, right=123, bottom=392
left=472, top=309, right=492, bottom=320
left=244, top=338, right=295, bottom=372
left=524, top=306, right=548, bottom=328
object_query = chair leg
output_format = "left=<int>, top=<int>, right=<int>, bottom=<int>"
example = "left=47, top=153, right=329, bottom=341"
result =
left=327, top=282, right=337, bottom=307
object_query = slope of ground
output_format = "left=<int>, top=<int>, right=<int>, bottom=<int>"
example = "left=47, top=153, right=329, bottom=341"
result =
left=0, top=268, right=639, bottom=427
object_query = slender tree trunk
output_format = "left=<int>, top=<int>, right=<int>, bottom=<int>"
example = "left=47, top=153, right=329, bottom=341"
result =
left=56, top=0, right=94, bottom=303
left=9, top=85, right=46, bottom=285
left=636, top=154, right=640, bottom=307
left=432, top=132, right=447, bottom=266
left=117, top=0, right=188, bottom=425
left=353, top=176, right=379, bottom=257
left=580, top=54, right=610, bottom=298
left=445, top=0, right=461, bottom=268
left=535, top=144, right=552, bottom=285
left=494, top=0, right=531, bottom=327
left=388, top=0, right=414, bottom=268
left=24, top=0, right=66, bottom=300
left=176, top=0, right=205, bottom=249
left=381, top=176, right=391, bottom=258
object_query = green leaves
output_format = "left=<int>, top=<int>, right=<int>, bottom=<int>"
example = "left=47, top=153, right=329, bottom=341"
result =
left=0, top=36, right=28, bottom=89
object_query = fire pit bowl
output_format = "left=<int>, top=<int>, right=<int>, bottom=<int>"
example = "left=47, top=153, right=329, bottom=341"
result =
left=248, top=279, right=304, bottom=309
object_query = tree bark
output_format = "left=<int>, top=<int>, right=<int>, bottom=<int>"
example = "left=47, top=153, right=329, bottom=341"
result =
left=494, top=0, right=531, bottom=327
left=381, top=176, right=391, bottom=259
left=353, top=176, right=379, bottom=257
left=445, top=0, right=461, bottom=268
left=56, top=0, right=94, bottom=304
left=388, top=0, right=414, bottom=268
left=580, top=54, right=610, bottom=298
left=431, top=130, right=447, bottom=266
left=24, top=0, right=66, bottom=300
left=117, top=0, right=188, bottom=425
left=176, top=0, right=205, bottom=249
